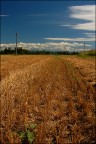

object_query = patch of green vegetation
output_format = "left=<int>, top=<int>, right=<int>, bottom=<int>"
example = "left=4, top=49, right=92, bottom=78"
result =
left=18, top=123, right=37, bottom=144
left=78, top=50, right=96, bottom=58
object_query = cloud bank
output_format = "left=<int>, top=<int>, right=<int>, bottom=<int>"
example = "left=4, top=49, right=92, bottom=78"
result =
left=0, top=42, right=92, bottom=52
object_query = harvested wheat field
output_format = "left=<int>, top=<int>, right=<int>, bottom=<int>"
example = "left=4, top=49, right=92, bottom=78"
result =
left=0, top=55, right=96, bottom=144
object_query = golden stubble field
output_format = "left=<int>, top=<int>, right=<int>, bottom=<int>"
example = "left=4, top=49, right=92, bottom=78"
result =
left=0, top=55, right=96, bottom=143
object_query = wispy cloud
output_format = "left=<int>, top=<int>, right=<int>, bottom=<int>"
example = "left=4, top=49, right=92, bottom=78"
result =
left=61, top=5, right=95, bottom=31
left=84, top=32, right=95, bottom=37
left=48, top=5, right=95, bottom=43
left=0, top=15, right=10, bottom=17
left=44, top=36, right=95, bottom=42
left=44, top=31, right=95, bottom=42
left=44, top=29, right=95, bottom=42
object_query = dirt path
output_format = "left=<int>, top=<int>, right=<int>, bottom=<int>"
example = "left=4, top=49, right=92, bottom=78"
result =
left=1, top=55, right=96, bottom=143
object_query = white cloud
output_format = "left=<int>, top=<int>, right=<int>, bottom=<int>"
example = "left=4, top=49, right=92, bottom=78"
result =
left=56, top=5, right=95, bottom=43
left=61, top=5, right=95, bottom=31
left=69, top=5, right=95, bottom=21
left=46, top=10, right=95, bottom=42
left=72, top=22, right=95, bottom=31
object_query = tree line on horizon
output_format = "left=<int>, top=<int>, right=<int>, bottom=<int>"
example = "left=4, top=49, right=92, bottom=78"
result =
left=0, top=47, right=79, bottom=55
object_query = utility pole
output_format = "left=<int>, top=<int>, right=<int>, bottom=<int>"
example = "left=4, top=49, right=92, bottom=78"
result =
left=16, top=33, right=18, bottom=55
left=84, top=42, right=85, bottom=52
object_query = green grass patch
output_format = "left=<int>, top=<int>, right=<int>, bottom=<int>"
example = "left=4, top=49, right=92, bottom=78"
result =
left=78, top=50, right=96, bottom=58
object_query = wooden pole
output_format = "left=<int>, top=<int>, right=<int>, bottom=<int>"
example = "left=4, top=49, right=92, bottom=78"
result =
left=16, top=33, right=18, bottom=55
left=84, top=42, right=85, bottom=52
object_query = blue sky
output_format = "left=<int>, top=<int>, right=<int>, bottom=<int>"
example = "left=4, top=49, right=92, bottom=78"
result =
left=1, top=0, right=95, bottom=51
